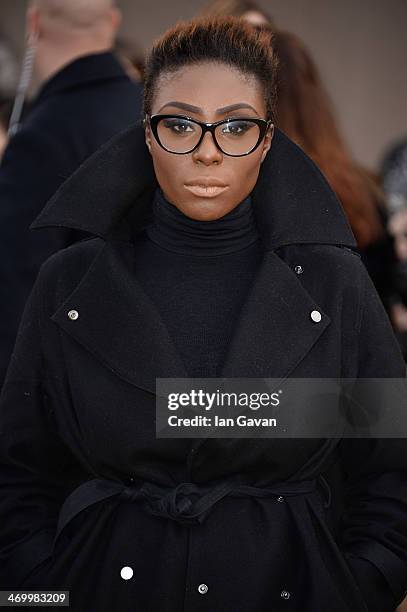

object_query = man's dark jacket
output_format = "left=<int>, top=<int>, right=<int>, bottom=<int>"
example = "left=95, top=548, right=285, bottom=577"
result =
left=0, top=51, right=142, bottom=386
left=0, top=123, right=407, bottom=611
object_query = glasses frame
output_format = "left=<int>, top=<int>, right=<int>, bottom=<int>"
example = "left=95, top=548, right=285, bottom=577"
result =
left=143, top=113, right=274, bottom=157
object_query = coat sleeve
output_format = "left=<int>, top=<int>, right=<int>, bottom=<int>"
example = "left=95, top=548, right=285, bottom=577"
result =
left=0, top=263, right=89, bottom=589
left=337, top=259, right=407, bottom=612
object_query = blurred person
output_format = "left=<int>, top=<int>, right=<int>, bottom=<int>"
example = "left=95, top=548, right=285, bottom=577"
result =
left=0, top=98, right=12, bottom=158
left=114, top=36, right=145, bottom=82
left=387, top=209, right=407, bottom=357
left=382, top=137, right=407, bottom=215
left=383, top=137, right=407, bottom=359
left=271, top=29, right=395, bottom=314
left=198, top=0, right=274, bottom=28
left=0, top=0, right=143, bottom=387
left=381, top=139, right=407, bottom=361
left=1, top=15, right=407, bottom=612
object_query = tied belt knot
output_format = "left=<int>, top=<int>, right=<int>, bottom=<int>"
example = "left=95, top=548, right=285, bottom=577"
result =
left=53, top=473, right=331, bottom=547
left=120, top=481, right=206, bottom=523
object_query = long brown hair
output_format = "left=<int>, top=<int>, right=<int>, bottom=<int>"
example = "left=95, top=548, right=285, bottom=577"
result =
left=273, top=29, right=385, bottom=248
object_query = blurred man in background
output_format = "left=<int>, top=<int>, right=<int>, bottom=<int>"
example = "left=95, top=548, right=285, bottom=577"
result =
left=0, top=0, right=143, bottom=387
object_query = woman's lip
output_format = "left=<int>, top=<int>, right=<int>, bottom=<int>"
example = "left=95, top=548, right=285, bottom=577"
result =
left=184, top=184, right=229, bottom=198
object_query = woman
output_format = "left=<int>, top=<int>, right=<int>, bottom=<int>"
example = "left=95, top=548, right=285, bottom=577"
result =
left=0, top=16, right=407, bottom=612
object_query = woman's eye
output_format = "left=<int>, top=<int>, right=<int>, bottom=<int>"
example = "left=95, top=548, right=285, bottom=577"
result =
left=222, top=122, right=251, bottom=136
left=163, top=120, right=194, bottom=134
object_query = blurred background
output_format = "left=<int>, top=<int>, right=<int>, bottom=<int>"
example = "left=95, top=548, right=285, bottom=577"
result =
left=2, top=0, right=406, bottom=169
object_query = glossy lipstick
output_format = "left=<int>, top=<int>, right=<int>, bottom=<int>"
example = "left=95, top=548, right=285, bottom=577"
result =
left=184, top=184, right=229, bottom=197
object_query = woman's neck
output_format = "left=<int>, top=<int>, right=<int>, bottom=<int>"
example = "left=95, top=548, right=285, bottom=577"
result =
left=145, top=187, right=260, bottom=256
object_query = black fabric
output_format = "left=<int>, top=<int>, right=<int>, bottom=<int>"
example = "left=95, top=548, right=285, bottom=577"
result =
left=30, top=126, right=359, bottom=250
left=134, top=187, right=262, bottom=377
left=146, top=186, right=260, bottom=256
left=0, top=124, right=407, bottom=611
left=345, top=555, right=400, bottom=612
left=0, top=51, right=143, bottom=387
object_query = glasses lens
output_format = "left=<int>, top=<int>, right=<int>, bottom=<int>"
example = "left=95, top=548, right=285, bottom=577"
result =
left=157, top=117, right=202, bottom=153
left=215, top=120, right=261, bottom=155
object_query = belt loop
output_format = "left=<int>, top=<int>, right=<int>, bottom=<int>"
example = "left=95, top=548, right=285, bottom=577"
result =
left=318, top=474, right=332, bottom=509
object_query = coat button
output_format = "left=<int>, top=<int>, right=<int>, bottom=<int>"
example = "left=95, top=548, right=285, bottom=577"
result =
left=294, top=265, right=303, bottom=274
left=120, top=566, right=133, bottom=580
left=68, top=309, right=79, bottom=320
left=281, top=590, right=291, bottom=599
left=197, top=583, right=209, bottom=594
left=277, top=495, right=285, bottom=502
left=310, top=310, right=322, bottom=323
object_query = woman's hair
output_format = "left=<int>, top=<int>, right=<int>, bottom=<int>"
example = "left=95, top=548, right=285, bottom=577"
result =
left=142, top=15, right=279, bottom=122
left=272, top=29, right=385, bottom=248
left=197, top=0, right=274, bottom=25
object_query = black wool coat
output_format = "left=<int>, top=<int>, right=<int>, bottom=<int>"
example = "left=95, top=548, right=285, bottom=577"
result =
left=1, top=124, right=407, bottom=612
left=0, top=51, right=143, bottom=386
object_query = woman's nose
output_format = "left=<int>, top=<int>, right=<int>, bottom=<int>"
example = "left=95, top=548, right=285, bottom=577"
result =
left=192, top=131, right=223, bottom=165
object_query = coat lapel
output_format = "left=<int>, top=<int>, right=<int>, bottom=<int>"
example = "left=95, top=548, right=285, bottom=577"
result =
left=218, top=249, right=331, bottom=379
left=188, top=249, right=331, bottom=455
left=50, top=240, right=190, bottom=394
left=50, top=238, right=330, bottom=397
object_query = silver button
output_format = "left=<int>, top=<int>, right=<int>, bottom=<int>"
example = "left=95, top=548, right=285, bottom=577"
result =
left=198, top=583, right=208, bottom=594
left=120, top=566, right=133, bottom=580
left=310, top=310, right=322, bottom=323
left=68, top=309, right=79, bottom=320
left=281, top=590, right=291, bottom=599
left=277, top=495, right=285, bottom=503
left=294, top=265, right=303, bottom=274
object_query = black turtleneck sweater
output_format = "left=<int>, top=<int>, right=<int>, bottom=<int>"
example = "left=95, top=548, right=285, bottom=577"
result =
left=133, top=187, right=263, bottom=377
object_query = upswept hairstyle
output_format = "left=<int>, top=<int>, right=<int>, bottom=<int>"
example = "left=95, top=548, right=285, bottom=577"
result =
left=142, top=16, right=279, bottom=122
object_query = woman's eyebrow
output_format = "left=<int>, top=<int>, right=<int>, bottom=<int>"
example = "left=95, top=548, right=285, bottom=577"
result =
left=157, top=101, right=260, bottom=116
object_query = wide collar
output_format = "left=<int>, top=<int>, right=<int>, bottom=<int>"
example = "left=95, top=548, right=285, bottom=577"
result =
left=30, top=51, right=127, bottom=107
left=50, top=238, right=332, bottom=387
left=29, top=122, right=357, bottom=252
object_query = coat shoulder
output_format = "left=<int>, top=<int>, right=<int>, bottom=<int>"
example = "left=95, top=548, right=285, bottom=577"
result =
left=277, top=243, right=366, bottom=287
left=37, top=236, right=105, bottom=290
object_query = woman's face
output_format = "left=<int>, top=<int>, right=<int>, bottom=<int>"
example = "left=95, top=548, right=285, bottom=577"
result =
left=144, top=61, right=273, bottom=221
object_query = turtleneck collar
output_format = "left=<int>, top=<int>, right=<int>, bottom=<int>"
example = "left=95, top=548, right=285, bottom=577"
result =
left=144, top=187, right=260, bottom=257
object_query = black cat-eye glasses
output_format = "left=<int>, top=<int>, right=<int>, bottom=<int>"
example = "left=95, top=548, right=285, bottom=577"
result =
left=143, top=113, right=274, bottom=157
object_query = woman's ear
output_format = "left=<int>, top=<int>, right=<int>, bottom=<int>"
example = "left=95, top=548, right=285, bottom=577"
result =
left=143, top=119, right=152, bottom=155
left=260, top=123, right=274, bottom=164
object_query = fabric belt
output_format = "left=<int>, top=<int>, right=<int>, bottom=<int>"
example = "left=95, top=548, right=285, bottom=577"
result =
left=54, top=474, right=330, bottom=547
